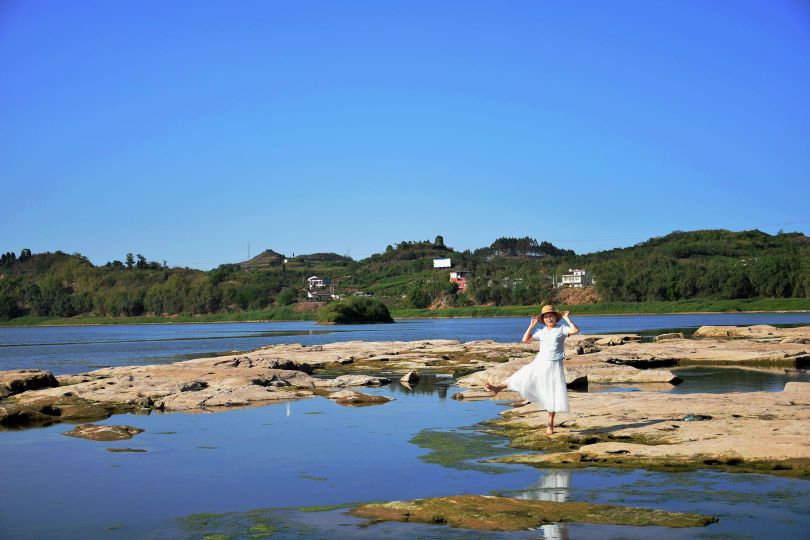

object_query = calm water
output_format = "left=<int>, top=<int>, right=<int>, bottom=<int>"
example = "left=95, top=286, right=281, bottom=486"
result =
left=1, top=382, right=808, bottom=539
left=3, top=312, right=810, bottom=375
left=2, top=314, right=810, bottom=538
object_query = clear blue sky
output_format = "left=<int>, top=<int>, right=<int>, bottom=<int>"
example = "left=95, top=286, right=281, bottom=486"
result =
left=2, top=1, right=809, bottom=269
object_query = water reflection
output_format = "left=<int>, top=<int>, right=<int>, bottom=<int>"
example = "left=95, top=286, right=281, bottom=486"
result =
left=515, top=470, right=572, bottom=540
left=587, top=366, right=810, bottom=395
left=387, top=374, right=454, bottom=399
left=515, top=470, right=572, bottom=503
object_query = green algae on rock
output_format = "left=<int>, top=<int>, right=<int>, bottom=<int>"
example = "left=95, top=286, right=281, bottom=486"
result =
left=492, top=451, right=810, bottom=479
left=178, top=510, right=279, bottom=539
left=349, top=495, right=718, bottom=530
left=409, top=427, right=515, bottom=474
left=481, top=418, right=668, bottom=454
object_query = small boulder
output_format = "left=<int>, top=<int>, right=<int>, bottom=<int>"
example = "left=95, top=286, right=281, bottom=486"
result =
left=400, top=371, right=420, bottom=384
left=595, top=335, right=641, bottom=346
left=328, top=390, right=392, bottom=406
left=64, top=424, right=144, bottom=441
left=319, top=375, right=392, bottom=388
left=0, top=369, right=59, bottom=398
left=180, top=381, right=209, bottom=392
left=653, top=332, right=684, bottom=342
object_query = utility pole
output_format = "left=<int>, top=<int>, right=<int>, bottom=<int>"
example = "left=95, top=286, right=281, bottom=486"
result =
left=247, top=242, right=251, bottom=260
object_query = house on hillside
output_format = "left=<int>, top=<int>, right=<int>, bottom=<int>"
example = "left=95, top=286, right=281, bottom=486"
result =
left=307, top=290, right=334, bottom=302
left=560, top=268, right=593, bottom=288
left=433, top=258, right=451, bottom=269
left=450, top=270, right=471, bottom=292
left=307, top=276, right=332, bottom=290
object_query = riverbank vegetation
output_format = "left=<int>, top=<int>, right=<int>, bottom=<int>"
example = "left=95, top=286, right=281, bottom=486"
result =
left=1, top=229, right=808, bottom=324
left=316, top=297, right=394, bottom=325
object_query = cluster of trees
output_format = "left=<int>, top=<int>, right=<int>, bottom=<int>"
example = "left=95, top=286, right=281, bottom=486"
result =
left=0, top=253, right=289, bottom=320
left=1, top=249, right=31, bottom=268
left=476, top=237, right=575, bottom=258
left=103, top=253, right=164, bottom=270
left=467, top=272, right=555, bottom=306
left=317, top=297, right=393, bottom=324
left=591, top=253, right=809, bottom=302
left=583, top=230, right=810, bottom=301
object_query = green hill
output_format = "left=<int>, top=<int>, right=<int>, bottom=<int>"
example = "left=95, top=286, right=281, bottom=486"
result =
left=1, top=230, right=808, bottom=322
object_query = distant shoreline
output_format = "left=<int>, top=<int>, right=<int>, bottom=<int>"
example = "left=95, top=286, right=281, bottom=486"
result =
left=2, top=298, right=809, bottom=327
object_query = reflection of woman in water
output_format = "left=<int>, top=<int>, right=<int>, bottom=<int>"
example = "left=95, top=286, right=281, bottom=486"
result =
left=515, top=470, right=573, bottom=540
left=485, top=305, right=579, bottom=435
left=515, top=469, right=572, bottom=503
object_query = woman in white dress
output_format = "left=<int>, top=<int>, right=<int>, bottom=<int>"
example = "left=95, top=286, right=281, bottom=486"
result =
left=485, top=305, right=579, bottom=435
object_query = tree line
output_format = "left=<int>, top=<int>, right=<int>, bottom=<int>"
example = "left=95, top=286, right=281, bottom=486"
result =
left=1, top=230, right=808, bottom=320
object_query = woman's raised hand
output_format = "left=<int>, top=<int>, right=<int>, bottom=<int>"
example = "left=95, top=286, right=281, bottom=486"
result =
left=560, top=311, right=570, bottom=319
left=530, top=315, right=541, bottom=325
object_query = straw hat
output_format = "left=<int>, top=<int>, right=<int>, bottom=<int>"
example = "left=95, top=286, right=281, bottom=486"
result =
left=540, top=304, right=561, bottom=321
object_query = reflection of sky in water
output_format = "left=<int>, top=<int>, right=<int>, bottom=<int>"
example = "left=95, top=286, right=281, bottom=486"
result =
left=1, top=379, right=809, bottom=538
left=3, top=312, right=810, bottom=374
left=587, top=365, right=810, bottom=395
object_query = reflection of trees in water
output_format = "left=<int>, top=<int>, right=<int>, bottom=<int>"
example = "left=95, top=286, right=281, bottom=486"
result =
left=386, top=375, right=452, bottom=399
left=515, top=470, right=572, bottom=540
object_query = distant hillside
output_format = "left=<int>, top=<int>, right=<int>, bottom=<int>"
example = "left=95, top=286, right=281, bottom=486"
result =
left=581, top=230, right=810, bottom=302
left=239, top=249, right=285, bottom=271
left=291, top=253, right=353, bottom=265
left=1, top=229, right=807, bottom=322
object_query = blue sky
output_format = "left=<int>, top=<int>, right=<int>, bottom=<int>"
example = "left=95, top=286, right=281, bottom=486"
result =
left=2, top=1, right=809, bottom=269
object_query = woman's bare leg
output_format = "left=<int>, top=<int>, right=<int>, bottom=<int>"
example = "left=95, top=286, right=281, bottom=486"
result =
left=546, top=412, right=556, bottom=435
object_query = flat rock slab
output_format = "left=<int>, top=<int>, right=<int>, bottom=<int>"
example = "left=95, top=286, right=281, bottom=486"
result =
left=457, top=357, right=679, bottom=391
left=350, top=495, right=717, bottom=530
left=328, top=390, right=392, bottom=406
left=490, top=382, right=810, bottom=477
left=584, top=338, right=810, bottom=367
left=64, top=424, right=144, bottom=441
left=3, top=328, right=808, bottom=429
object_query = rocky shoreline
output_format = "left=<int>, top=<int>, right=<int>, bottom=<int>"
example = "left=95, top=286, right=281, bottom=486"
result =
left=2, top=325, right=809, bottom=480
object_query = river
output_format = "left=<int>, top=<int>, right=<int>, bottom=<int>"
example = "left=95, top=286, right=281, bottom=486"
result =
left=1, top=314, right=809, bottom=539
left=3, top=312, right=810, bottom=375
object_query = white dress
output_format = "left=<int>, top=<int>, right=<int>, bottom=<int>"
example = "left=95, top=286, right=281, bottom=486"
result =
left=506, top=324, right=571, bottom=412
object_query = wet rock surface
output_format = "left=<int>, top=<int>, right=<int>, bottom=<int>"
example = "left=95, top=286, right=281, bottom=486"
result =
left=489, top=381, right=810, bottom=477
left=350, top=495, right=718, bottom=530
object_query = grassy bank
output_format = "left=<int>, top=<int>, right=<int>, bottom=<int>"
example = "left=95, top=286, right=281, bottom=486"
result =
left=391, top=298, right=810, bottom=319
left=2, top=298, right=809, bottom=327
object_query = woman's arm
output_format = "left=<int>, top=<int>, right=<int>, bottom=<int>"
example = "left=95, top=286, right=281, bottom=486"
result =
left=561, top=311, right=579, bottom=335
left=522, top=316, right=541, bottom=343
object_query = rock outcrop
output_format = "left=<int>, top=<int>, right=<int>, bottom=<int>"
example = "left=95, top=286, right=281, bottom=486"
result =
left=3, top=327, right=809, bottom=430
left=64, top=424, right=144, bottom=441
left=0, top=369, right=59, bottom=398
left=350, top=495, right=717, bottom=530
left=490, top=381, right=810, bottom=477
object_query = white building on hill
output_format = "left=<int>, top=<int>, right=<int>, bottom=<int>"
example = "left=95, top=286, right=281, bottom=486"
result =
left=307, top=276, right=331, bottom=289
left=560, top=269, right=593, bottom=288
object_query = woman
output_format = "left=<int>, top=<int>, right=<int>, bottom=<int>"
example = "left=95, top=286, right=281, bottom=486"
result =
left=485, top=305, right=579, bottom=435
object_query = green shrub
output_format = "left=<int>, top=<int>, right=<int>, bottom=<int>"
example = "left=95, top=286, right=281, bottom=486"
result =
left=317, top=297, right=394, bottom=324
